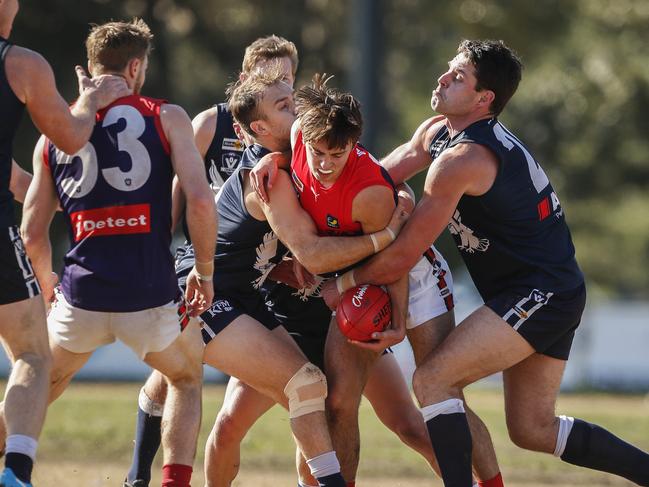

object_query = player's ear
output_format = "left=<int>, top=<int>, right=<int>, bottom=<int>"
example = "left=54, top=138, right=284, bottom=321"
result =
left=249, top=119, right=267, bottom=137
left=478, top=90, right=495, bottom=109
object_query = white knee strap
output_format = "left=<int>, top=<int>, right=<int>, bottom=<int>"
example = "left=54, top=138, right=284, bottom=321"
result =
left=420, top=398, right=465, bottom=422
left=138, top=386, right=164, bottom=417
left=284, top=363, right=327, bottom=419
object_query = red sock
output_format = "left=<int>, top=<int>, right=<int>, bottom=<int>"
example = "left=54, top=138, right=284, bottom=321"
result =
left=162, top=464, right=193, bottom=487
left=478, top=472, right=504, bottom=487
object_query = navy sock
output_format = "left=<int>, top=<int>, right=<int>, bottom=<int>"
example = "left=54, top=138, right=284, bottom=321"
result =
left=425, top=413, right=473, bottom=487
left=561, top=418, right=649, bottom=485
left=126, top=406, right=162, bottom=484
left=316, top=472, right=346, bottom=487
left=5, top=452, right=33, bottom=483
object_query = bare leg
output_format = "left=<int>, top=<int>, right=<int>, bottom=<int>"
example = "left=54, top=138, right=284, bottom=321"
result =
left=363, top=352, right=440, bottom=475
left=324, top=318, right=380, bottom=481
left=204, top=378, right=274, bottom=487
left=408, top=310, right=502, bottom=481
left=202, top=317, right=336, bottom=463
left=144, top=320, right=204, bottom=467
left=0, top=297, right=51, bottom=444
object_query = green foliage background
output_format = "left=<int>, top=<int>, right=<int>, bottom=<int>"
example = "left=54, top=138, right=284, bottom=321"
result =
left=11, top=0, right=649, bottom=297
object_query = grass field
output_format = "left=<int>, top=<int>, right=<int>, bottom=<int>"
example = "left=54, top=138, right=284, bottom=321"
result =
left=25, top=382, right=649, bottom=486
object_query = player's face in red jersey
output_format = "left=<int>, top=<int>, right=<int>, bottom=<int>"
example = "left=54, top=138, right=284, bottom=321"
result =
left=304, top=138, right=354, bottom=188
left=431, top=53, right=484, bottom=117
left=252, top=56, right=295, bottom=89
left=256, top=81, right=296, bottom=152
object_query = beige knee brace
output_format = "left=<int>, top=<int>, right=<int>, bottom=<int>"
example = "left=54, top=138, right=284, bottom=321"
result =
left=283, top=363, right=327, bottom=419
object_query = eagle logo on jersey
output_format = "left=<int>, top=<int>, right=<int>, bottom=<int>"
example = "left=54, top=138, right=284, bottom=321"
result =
left=448, top=210, right=490, bottom=253
left=292, top=275, right=325, bottom=301
left=251, top=231, right=279, bottom=289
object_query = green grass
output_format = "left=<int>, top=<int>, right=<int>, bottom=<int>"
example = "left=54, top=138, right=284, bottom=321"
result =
left=33, top=382, right=649, bottom=485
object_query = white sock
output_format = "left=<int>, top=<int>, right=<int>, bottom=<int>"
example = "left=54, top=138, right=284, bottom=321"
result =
left=138, top=386, right=164, bottom=417
left=306, top=451, right=341, bottom=478
left=553, top=415, right=575, bottom=457
left=5, top=435, right=38, bottom=461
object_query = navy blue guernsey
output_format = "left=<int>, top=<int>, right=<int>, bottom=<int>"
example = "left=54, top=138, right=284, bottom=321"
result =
left=177, top=143, right=286, bottom=297
left=204, top=103, right=244, bottom=189
left=0, top=37, right=25, bottom=227
left=182, top=103, right=244, bottom=241
left=46, top=95, right=178, bottom=312
left=429, top=118, right=583, bottom=300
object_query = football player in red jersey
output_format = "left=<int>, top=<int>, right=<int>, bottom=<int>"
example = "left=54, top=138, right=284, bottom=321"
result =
left=123, top=40, right=449, bottom=487
left=251, top=75, right=502, bottom=486
left=11, top=19, right=216, bottom=487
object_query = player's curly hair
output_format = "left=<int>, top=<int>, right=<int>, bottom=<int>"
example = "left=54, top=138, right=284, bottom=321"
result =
left=86, top=18, right=153, bottom=73
left=227, top=60, right=288, bottom=136
left=295, top=74, right=362, bottom=150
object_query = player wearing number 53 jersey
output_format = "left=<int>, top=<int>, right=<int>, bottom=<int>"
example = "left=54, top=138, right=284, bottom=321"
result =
left=18, top=20, right=216, bottom=487
left=328, top=40, right=649, bottom=487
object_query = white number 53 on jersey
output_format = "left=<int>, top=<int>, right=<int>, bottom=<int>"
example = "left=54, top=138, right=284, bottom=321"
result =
left=57, top=105, right=152, bottom=198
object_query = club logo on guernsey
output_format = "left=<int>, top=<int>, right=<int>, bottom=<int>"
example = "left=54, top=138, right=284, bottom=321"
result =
left=448, top=209, right=490, bottom=253
left=326, top=214, right=340, bottom=229
left=70, top=204, right=151, bottom=242
left=221, top=153, right=241, bottom=175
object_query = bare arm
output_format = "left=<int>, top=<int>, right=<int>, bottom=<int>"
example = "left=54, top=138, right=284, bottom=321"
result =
left=381, top=116, right=446, bottom=185
left=161, top=104, right=217, bottom=314
left=5, top=47, right=130, bottom=154
left=9, top=160, right=32, bottom=203
left=170, top=108, right=218, bottom=232
left=355, top=143, right=499, bottom=286
left=21, top=136, right=59, bottom=302
left=251, top=171, right=407, bottom=275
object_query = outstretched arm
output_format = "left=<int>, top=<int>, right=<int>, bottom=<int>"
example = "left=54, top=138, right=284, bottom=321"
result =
left=361, top=143, right=498, bottom=284
left=6, top=47, right=130, bottom=154
left=253, top=171, right=409, bottom=276
left=381, top=115, right=445, bottom=185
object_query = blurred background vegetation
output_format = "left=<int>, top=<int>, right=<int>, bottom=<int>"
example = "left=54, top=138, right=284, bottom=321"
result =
left=10, top=0, right=649, bottom=298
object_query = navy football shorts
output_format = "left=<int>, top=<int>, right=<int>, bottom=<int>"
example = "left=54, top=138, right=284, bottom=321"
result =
left=199, top=292, right=281, bottom=345
left=0, top=225, right=40, bottom=305
left=486, top=283, right=586, bottom=360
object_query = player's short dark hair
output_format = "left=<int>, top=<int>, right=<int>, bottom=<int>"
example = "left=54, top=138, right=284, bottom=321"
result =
left=295, top=74, right=362, bottom=150
left=227, top=61, right=286, bottom=136
left=458, top=39, right=522, bottom=115
left=242, top=35, right=299, bottom=76
left=86, top=18, right=153, bottom=73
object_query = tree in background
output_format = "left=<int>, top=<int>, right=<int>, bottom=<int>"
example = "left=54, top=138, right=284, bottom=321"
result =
left=11, top=0, right=649, bottom=297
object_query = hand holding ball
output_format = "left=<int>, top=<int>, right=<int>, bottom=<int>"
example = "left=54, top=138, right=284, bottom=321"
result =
left=336, top=284, right=391, bottom=341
